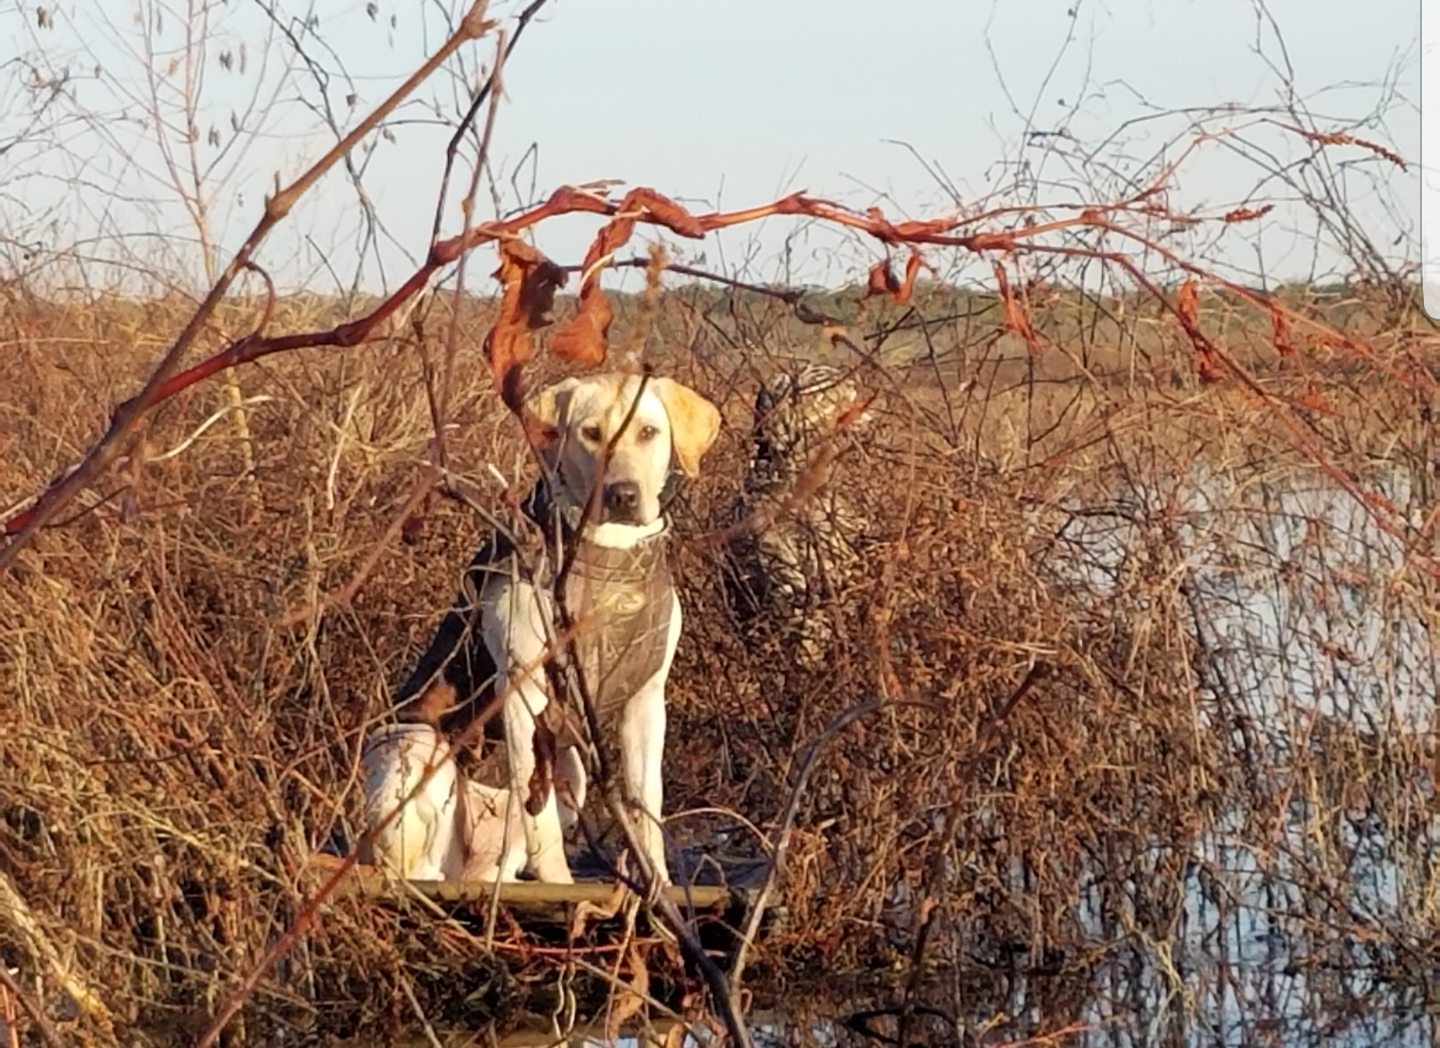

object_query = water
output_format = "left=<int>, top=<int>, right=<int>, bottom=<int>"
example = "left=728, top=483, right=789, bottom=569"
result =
left=1017, top=466, right=1438, bottom=1047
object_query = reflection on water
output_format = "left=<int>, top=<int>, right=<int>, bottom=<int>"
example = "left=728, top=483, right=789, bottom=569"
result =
left=374, top=974, right=1432, bottom=1048
left=1010, top=467, right=1435, bottom=1047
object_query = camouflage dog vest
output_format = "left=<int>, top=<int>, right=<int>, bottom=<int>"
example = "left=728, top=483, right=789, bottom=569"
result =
left=393, top=480, right=674, bottom=753
left=550, top=536, right=674, bottom=738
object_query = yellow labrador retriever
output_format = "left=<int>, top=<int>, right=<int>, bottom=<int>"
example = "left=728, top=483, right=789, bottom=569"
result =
left=388, top=372, right=720, bottom=886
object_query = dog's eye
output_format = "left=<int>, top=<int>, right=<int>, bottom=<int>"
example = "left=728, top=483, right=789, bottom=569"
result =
left=637, top=424, right=659, bottom=443
left=581, top=423, right=603, bottom=443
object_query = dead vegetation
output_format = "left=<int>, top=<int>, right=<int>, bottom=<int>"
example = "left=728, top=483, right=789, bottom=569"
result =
left=1, top=275, right=1437, bottom=1044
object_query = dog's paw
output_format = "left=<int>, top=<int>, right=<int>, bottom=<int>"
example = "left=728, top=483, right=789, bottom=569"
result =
left=409, top=861, right=446, bottom=883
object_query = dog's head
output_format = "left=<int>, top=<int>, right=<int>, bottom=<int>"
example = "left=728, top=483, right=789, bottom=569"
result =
left=526, top=372, right=721, bottom=528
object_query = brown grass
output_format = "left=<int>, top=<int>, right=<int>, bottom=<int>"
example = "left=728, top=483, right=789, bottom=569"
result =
left=1, top=282, right=1438, bottom=1044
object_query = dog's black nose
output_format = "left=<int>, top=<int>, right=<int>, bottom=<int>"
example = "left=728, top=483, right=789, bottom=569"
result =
left=603, top=481, right=642, bottom=519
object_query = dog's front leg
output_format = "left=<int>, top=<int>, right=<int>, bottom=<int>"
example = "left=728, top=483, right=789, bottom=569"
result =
left=620, top=678, right=671, bottom=887
left=500, top=695, right=575, bottom=882
left=485, top=581, right=575, bottom=884
left=620, top=590, right=680, bottom=888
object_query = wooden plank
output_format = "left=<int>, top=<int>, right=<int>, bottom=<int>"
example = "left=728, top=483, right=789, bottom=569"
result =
left=307, top=855, right=753, bottom=922
left=357, top=876, right=744, bottom=912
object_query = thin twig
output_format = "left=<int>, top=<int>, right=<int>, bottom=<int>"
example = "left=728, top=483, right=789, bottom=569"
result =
left=0, top=873, right=115, bottom=1036
left=400, top=978, right=446, bottom=1048
left=278, top=465, right=439, bottom=627
left=896, top=660, right=1048, bottom=1048
left=0, top=965, right=62, bottom=1048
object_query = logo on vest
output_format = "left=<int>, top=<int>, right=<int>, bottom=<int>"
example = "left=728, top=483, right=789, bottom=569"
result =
left=600, top=588, right=647, bottom=615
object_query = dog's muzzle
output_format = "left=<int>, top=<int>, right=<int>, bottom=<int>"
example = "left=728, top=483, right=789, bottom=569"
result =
left=602, top=480, right=644, bottom=525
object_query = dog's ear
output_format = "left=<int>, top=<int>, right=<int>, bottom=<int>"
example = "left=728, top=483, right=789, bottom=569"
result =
left=652, top=378, right=721, bottom=478
left=523, top=377, right=579, bottom=449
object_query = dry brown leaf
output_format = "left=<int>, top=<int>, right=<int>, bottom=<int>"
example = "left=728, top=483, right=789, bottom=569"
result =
left=993, top=261, right=1040, bottom=354
left=895, top=250, right=929, bottom=304
left=576, top=187, right=704, bottom=291
left=891, top=216, right=961, bottom=239
left=1271, top=308, right=1296, bottom=357
left=604, top=942, right=651, bottom=1041
left=551, top=285, right=613, bottom=366
left=552, top=186, right=701, bottom=367
left=545, top=183, right=615, bottom=217
left=1223, top=204, right=1275, bottom=224
left=1175, top=279, right=1221, bottom=382
left=860, top=248, right=930, bottom=304
left=968, top=229, right=1018, bottom=252
left=860, top=207, right=963, bottom=244
left=1176, top=278, right=1200, bottom=331
left=1296, top=128, right=1407, bottom=170
left=485, top=239, right=568, bottom=413
left=1297, top=383, right=1336, bottom=415
left=1197, top=348, right=1224, bottom=384
left=627, top=187, right=705, bottom=238
left=865, top=259, right=899, bottom=298
left=567, top=880, right=628, bottom=941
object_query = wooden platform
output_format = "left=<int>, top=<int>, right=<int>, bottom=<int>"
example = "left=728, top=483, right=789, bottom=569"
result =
left=307, top=853, right=762, bottom=929
left=304, top=853, right=773, bottom=1029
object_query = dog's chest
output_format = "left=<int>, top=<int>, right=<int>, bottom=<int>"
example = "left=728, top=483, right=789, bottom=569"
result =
left=559, top=539, right=675, bottom=725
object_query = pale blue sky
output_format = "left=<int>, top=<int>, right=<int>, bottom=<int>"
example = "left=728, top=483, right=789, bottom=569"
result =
left=1, top=0, right=1421, bottom=296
